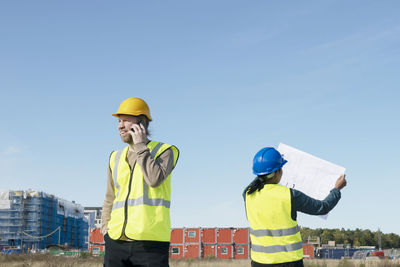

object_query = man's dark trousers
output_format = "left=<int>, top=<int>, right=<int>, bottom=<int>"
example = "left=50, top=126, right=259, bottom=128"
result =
left=104, top=234, right=170, bottom=267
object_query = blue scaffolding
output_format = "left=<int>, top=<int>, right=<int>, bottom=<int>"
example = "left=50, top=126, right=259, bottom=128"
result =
left=0, top=190, right=88, bottom=251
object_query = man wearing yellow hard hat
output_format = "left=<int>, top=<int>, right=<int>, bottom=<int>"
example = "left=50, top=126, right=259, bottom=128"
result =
left=101, top=98, right=179, bottom=267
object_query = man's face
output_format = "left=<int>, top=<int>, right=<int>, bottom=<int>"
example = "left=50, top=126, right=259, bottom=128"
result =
left=118, top=114, right=142, bottom=143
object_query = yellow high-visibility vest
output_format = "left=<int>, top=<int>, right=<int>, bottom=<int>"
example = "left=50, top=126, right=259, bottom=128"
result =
left=245, top=184, right=303, bottom=264
left=107, top=141, right=179, bottom=242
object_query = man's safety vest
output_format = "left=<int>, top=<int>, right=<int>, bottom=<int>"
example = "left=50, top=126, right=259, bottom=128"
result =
left=245, top=184, right=303, bottom=264
left=107, top=141, right=179, bottom=242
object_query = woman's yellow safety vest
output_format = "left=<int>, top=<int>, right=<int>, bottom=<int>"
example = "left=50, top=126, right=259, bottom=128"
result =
left=107, top=141, right=179, bottom=242
left=245, top=184, right=303, bottom=264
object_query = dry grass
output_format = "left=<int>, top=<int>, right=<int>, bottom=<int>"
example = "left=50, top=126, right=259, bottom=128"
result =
left=0, top=255, right=399, bottom=267
left=170, top=259, right=250, bottom=266
left=304, top=259, right=400, bottom=267
left=0, top=254, right=102, bottom=267
left=170, top=259, right=400, bottom=267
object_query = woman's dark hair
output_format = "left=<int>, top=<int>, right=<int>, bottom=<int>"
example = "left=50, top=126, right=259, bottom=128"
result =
left=243, top=175, right=269, bottom=196
left=243, top=169, right=281, bottom=197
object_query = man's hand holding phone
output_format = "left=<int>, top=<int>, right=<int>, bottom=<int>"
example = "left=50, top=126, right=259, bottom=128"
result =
left=130, top=121, right=148, bottom=144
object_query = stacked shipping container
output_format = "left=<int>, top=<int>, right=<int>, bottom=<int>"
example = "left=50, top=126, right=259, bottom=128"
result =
left=302, top=244, right=314, bottom=259
left=170, top=227, right=250, bottom=259
left=87, top=227, right=318, bottom=260
left=89, top=228, right=105, bottom=253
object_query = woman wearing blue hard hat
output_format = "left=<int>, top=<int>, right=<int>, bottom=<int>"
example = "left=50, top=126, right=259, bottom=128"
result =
left=243, top=147, right=346, bottom=267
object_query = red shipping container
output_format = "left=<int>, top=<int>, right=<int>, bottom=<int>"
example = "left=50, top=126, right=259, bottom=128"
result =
left=184, top=244, right=200, bottom=259
left=89, top=229, right=105, bottom=253
left=234, top=244, right=249, bottom=259
left=171, top=228, right=184, bottom=244
left=91, top=244, right=105, bottom=253
left=233, top=228, right=248, bottom=244
left=217, top=228, right=232, bottom=244
left=201, top=228, right=216, bottom=244
left=185, top=228, right=200, bottom=243
left=217, top=245, right=233, bottom=259
left=89, top=228, right=104, bottom=244
left=202, top=244, right=216, bottom=258
left=371, top=251, right=385, bottom=258
left=302, top=244, right=314, bottom=259
left=170, top=244, right=184, bottom=259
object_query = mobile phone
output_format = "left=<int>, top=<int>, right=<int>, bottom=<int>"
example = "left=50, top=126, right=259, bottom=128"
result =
left=131, top=120, right=144, bottom=132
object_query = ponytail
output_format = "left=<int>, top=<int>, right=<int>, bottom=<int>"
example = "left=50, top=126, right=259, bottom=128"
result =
left=243, top=171, right=277, bottom=196
left=244, top=177, right=263, bottom=195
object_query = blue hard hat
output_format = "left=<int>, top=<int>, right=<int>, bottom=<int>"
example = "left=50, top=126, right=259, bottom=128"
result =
left=252, top=147, right=287, bottom=175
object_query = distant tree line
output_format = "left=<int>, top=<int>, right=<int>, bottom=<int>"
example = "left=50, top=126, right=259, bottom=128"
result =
left=300, top=227, right=400, bottom=249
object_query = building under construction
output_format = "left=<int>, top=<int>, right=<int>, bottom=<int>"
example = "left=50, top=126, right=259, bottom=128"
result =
left=0, top=190, right=88, bottom=251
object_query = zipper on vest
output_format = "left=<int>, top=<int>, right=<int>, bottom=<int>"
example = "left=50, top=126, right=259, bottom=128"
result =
left=120, top=163, right=135, bottom=239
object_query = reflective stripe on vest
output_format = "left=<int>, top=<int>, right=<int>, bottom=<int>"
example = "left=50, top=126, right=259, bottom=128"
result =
left=245, top=184, right=303, bottom=264
left=107, top=141, right=179, bottom=242
left=113, top=150, right=123, bottom=199
left=252, top=242, right=303, bottom=254
left=250, top=225, right=300, bottom=237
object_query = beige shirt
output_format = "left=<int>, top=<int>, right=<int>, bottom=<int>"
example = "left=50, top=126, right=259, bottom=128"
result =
left=101, top=141, right=175, bottom=236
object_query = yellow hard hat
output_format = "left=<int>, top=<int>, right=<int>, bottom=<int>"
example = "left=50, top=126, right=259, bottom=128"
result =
left=112, top=98, right=152, bottom=121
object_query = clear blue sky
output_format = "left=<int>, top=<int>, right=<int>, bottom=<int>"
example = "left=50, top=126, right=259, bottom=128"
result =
left=1, top=1, right=399, bottom=236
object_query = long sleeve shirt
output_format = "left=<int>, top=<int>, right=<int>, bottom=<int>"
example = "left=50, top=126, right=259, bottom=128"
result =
left=101, top=141, right=175, bottom=236
left=290, top=188, right=341, bottom=220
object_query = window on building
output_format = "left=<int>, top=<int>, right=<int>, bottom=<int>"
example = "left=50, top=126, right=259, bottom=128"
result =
left=188, top=231, right=196, bottom=238
left=220, top=247, right=228, bottom=254
left=236, top=247, right=244, bottom=254
left=172, top=247, right=180, bottom=254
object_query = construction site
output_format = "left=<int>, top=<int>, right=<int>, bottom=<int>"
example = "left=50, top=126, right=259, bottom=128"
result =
left=89, top=226, right=399, bottom=261
left=0, top=190, right=88, bottom=253
left=1, top=188, right=399, bottom=267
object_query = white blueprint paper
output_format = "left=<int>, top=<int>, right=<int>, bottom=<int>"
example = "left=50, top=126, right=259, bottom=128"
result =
left=277, top=143, right=346, bottom=219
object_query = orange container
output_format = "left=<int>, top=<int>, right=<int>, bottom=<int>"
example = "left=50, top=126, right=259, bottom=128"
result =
left=171, top=228, right=184, bottom=244
left=233, top=228, right=248, bottom=244
left=201, top=228, right=216, bottom=244
left=169, top=227, right=252, bottom=260
left=233, top=244, right=249, bottom=259
left=371, top=251, right=385, bottom=257
left=185, top=228, right=200, bottom=243
left=184, top=244, right=200, bottom=259
left=302, top=244, right=314, bottom=259
left=89, top=228, right=105, bottom=253
left=89, top=228, right=104, bottom=244
left=217, top=245, right=233, bottom=259
left=217, top=228, right=232, bottom=244
left=170, top=244, right=184, bottom=259
left=202, top=244, right=217, bottom=258
left=91, top=244, right=105, bottom=252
